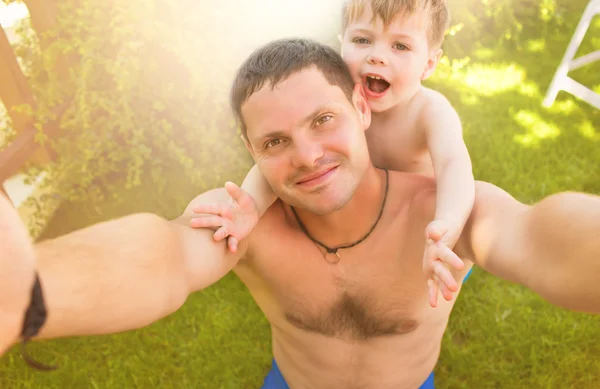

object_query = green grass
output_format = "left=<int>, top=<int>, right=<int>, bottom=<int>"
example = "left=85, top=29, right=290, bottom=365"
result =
left=2, top=0, right=600, bottom=388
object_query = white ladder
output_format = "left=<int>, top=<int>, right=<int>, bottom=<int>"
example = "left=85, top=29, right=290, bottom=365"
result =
left=543, top=0, right=600, bottom=110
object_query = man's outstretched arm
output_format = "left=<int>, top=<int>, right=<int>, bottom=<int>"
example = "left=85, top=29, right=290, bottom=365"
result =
left=459, top=181, right=600, bottom=314
left=0, top=188, right=248, bottom=350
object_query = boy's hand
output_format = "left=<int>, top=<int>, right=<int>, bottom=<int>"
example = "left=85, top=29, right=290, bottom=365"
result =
left=422, top=220, right=465, bottom=308
left=189, top=181, right=259, bottom=253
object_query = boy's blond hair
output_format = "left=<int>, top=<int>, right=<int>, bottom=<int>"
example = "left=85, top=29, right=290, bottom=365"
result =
left=342, top=0, right=449, bottom=48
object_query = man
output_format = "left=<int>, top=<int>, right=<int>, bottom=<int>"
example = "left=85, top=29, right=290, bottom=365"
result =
left=1, top=38, right=599, bottom=389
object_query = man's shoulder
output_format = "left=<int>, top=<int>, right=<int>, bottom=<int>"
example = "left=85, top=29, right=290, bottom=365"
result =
left=246, top=199, right=287, bottom=243
left=471, top=181, right=526, bottom=213
left=387, top=170, right=437, bottom=215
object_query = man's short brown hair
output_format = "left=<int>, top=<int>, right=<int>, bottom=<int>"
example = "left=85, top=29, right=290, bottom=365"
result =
left=342, top=0, right=450, bottom=48
left=230, top=38, right=356, bottom=139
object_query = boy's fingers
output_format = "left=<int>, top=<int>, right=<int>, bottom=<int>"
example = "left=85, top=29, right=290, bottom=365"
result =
left=189, top=216, right=225, bottom=229
left=440, top=281, right=454, bottom=302
left=433, top=274, right=454, bottom=302
left=425, top=222, right=445, bottom=241
left=427, top=279, right=439, bottom=308
left=423, top=244, right=438, bottom=276
left=433, top=261, right=458, bottom=292
left=225, top=182, right=244, bottom=202
left=436, top=244, right=465, bottom=270
left=213, top=226, right=231, bottom=241
left=227, top=236, right=239, bottom=253
left=193, top=203, right=226, bottom=216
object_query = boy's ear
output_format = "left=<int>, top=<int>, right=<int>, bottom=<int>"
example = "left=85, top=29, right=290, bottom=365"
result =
left=337, top=33, right=344, bottom=56
left=352, top=83, right=371, bottom=131
left=421, top=48, right=443, bottom=81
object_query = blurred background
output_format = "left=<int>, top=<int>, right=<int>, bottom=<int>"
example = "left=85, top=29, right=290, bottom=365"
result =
left=0, top=0, right=598, bottom=388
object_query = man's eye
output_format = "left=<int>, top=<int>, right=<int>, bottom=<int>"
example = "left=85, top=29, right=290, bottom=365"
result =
left=353, top=37, right=370, bottom=45
left=265, top=139, right=281, bottom=149
left=315, top=115, right=333, bottom=126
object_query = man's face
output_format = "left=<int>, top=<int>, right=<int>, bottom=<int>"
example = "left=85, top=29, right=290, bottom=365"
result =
left=340, top=5, right=440, bottom=112
left=241, top=67, right=371, bottom=215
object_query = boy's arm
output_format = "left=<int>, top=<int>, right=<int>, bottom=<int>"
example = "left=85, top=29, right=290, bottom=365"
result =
left=241, top=164, right=277, bottom=217
left=458, top=182, right=600, bottom=314
left=422, top=94, right=475, bottom=246
left=188, top=165, right=277, bottom=251
left=0, top=188, right=247, bottom=350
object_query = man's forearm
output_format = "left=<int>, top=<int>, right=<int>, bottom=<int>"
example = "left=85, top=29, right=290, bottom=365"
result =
left=31, top=213, right=191, bottom=342
left=518, top=192, right=600, bottom=313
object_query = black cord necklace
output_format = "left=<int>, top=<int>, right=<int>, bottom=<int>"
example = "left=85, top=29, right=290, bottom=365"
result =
left=290, top=168, right=389, bottom=264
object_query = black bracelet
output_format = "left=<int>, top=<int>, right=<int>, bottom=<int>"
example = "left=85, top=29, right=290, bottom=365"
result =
left=20, top=272, right=57, bottom=371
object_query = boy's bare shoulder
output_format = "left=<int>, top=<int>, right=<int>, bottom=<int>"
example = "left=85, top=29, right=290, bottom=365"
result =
left=415, top=87, right=461, bottom=134
left=418, top=87, right=456, bottom=116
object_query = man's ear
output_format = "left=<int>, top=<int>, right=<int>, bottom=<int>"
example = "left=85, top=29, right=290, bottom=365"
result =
left=352, top=83, right=371, bottom=131
left=421, top=48, right=443, bottom=81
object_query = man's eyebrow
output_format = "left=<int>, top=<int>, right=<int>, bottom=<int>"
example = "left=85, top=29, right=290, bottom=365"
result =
left=253, top=105, right=332, bottom=143
left=300, top=104, right=331, bottom=126
left=254, top=130, right=286, bottom=143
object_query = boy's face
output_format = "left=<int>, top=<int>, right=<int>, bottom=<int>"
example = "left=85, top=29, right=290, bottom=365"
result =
left=340, top=5, right=442, bottom=113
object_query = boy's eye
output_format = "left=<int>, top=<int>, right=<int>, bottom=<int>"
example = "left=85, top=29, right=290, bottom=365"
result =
left=353, top=37, right=370, bottom=45
left=393, top=43, right=408, bottom=51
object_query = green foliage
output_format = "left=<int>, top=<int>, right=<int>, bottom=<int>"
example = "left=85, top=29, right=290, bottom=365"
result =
left=9, top=0, right=254, bottom=234
left=444, top=0, right=571, bottom=59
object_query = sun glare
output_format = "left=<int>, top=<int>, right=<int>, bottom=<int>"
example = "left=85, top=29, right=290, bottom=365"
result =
left=0, top=2, right=29, bottom=29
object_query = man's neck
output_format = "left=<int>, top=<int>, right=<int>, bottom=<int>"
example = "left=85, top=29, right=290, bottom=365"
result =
left=289, top=164, right=387, bottom=248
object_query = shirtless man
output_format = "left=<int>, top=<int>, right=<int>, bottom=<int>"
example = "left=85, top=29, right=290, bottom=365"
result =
left=0, top=38, right=599, bottom=389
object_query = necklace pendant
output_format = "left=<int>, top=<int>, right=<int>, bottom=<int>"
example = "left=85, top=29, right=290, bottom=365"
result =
left=324, top=250, right=341, bottom=264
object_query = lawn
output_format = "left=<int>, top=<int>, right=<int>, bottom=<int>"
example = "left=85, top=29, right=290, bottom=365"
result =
left=1, top=0, right=599, bottom=388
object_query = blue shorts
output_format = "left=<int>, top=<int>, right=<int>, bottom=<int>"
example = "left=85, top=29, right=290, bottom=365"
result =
left=261, top=268, right=474, bottom=388
left=261, top=359, right=435, bottom=389
left=463, top=266, right=473, bottom=283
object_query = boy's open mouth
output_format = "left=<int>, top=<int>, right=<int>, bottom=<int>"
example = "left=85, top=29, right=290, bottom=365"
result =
left=364, top=74, right=390, bottom=94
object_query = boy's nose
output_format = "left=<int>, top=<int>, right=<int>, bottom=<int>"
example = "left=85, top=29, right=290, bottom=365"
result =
left=367, top=51, right=387, bottom=66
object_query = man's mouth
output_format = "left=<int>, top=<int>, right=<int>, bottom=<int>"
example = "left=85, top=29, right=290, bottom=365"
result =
left=296, top=166, right=338, bottom=186
left=364, top=74, right=391, bottom=95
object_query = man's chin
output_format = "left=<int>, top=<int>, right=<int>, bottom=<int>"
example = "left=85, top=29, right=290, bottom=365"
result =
left=287, top=193, right=351, bottom=215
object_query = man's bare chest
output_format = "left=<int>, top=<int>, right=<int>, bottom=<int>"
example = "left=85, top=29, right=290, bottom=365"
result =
left=239, top=220, right=430, bottom=341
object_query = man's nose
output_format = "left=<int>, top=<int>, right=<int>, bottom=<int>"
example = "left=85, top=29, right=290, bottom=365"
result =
left=291, top=135, right=324, bottom=168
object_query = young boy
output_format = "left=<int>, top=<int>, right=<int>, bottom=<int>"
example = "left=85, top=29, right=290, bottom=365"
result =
left=191, top=0, right=474, bottom=308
